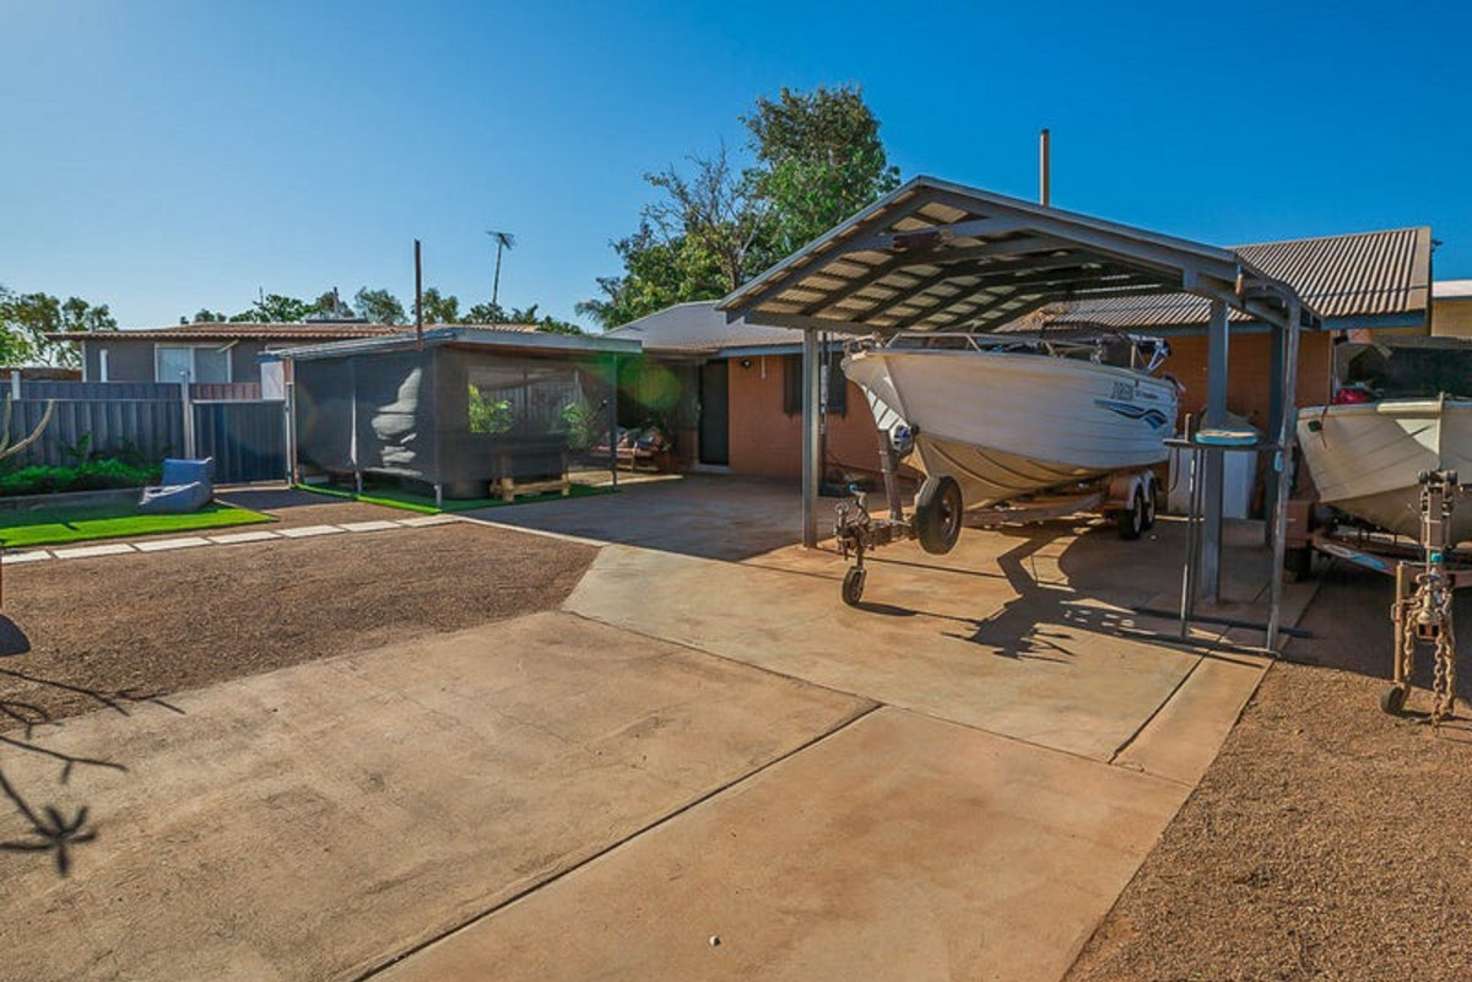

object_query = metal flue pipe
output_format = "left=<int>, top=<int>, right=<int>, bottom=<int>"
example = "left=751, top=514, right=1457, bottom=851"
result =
left=1039, top=128, right=1051, bottom=206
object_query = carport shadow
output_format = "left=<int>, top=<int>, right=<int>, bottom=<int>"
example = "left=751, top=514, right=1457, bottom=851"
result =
left=0, top=631, right=185, bottom=879
left=940, top=526, right=1087, bottom=662
left=848, top=520, right=1267, bottom=666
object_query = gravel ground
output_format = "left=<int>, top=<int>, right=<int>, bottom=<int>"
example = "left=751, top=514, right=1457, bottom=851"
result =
left=0, top=515, right=597, bottom=729
left=1069, top=559, right=1472, bottom=981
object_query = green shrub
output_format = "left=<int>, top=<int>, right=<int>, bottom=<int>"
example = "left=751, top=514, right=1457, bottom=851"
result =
left=0, top=458, right=162, bottom=497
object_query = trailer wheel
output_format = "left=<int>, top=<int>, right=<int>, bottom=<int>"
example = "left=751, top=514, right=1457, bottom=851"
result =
left=916, top=475, right=963, bottom=555
left=1380, top=684, right=1408, bottom=716
left=842, top=567, right=866, bottom=607
left=1142, top=480, right=1157, bottom=530
left=1116, top=489, right=1146, bottom=540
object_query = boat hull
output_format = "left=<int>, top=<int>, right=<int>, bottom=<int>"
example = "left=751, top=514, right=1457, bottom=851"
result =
left=1297, top=398, right=1472, bottom=542
left=843, top=348, right=1177, bottom=508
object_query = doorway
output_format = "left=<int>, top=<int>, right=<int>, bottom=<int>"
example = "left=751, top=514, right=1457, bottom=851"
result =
left=698, top=359, right=730, bottom=466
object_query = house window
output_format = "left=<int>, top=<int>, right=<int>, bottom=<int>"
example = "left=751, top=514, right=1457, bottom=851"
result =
left=155, top=345, right=231, bottom=384
left=781, top=353, right=847, bottom=417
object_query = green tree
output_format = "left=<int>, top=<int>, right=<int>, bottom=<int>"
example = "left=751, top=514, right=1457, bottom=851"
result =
left=353, top=287, right=406, bottom=325
left=465, top=300, right=583, bottom=336
left=577, top=146, right=771, bottom=329
left=581, top=84, right=899, bottom=328
left=0, top=287, right=117, bottom=367
left=183, top=308, right=228, bottom=324
left=230, top=293, right=313, bottom=322
left=419, top=288, right=461, bottom=325
left=310, top=289, right=354, bottom=319
left=742, top=84, right=900, bottom=256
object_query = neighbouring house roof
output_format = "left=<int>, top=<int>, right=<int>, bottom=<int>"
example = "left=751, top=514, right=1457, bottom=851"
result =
left=604, top=301, right=805, bottom=354
left=44, top=321, right=543, bottom=343
left=1035, top=226, right=1433, bottom=333
left=1434, top=279, right=1472, bottom=300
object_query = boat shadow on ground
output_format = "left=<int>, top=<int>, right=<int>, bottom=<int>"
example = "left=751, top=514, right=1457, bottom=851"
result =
left=858, top=520, right=1266, bottom=667
left=0, top=615, right=184, bottom=879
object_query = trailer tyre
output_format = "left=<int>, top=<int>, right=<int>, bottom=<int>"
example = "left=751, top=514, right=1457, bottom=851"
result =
left=915, top=475, right=963, bottom=555
left=1117, top=489, right=1146, bottom=540
left=1142, top=480, right=1158, bottom=530
left=1380, top=684, right=1408, bottom=716
left=842, top=567, right=866, bottom=607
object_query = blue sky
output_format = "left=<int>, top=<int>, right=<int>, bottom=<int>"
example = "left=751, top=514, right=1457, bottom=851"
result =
left=3, top=1, right=1468, bottom=329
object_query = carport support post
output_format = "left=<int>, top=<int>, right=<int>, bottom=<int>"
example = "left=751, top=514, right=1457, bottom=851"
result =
left=1199, top=299, right=1229, bottom=604
left=801, top=329, right=821, bottom=548
left=1266, top=304, right=1302, bottom=651
left=1264, top=323, right=1287, bottom=547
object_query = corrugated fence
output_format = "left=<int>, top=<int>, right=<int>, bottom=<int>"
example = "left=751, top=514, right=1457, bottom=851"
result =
left=3, top=381, right=286, bottom=482
left=6, top=383, right=186, bottom=467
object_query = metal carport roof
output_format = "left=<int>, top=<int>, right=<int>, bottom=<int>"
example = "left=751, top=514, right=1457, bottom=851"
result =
left=716, top=175, right=1319, bottom=335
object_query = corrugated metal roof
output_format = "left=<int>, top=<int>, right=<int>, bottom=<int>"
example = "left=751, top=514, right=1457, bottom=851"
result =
left=270, top=326, right=639, bottom=361
left=1034, top=227, right=1432, bottom=331
left=716, top=176, right=1288, bottom=334
left=46, top=322, right=543, bottom=342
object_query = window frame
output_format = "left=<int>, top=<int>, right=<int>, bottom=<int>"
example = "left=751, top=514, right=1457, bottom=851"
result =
left=155, top=343, right=233, bottom=384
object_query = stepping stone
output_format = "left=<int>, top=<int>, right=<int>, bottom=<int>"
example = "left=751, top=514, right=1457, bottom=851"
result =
left=339, top=520, right=401, bottom=533
left=134, top=536, right=211, bottom=553
left=2, top=550, right=52, bottom=564
left=52, top=543, right=137, bottom=559
left=208, top=530, right=281, bottom=545
left=279, top=525, right=346, bottom=538
left=396, top=515, right=459, bottom=527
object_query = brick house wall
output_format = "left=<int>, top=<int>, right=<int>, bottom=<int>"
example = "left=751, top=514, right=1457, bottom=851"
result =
left=1163, top=330, right=1333, bottom=433
left=724, top=354, right=880, bottom=480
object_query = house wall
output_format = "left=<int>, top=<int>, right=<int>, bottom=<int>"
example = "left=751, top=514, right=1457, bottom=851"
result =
left=82, top=340, right=153, bottom=382
left=1165, top=330, right=1333, bottom=433
left=81, top=340, right=267, bottom=383
left=725, top=354, right=878, bottom=480
left=1432, top=297, right=1472, bottom=338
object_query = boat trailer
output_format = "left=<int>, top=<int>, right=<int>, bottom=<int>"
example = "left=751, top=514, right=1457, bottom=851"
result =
left=834, top=424, right=1156, bottom=606
left=1301, top=470, right=1468, bottom=720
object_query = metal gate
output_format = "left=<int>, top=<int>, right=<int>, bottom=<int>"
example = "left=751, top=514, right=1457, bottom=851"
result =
left=191, top=400, right=287, bottom=484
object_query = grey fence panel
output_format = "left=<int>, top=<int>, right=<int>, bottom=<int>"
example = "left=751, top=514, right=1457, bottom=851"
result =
left=5, top=397, right=185, bottom=467
left=193, top=401, right=286, bottom=483
left=19, top=381, right=181, bottom=400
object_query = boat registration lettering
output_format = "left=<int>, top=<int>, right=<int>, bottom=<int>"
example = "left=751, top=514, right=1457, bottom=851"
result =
left=1110, top=380, right=1137, bottom=400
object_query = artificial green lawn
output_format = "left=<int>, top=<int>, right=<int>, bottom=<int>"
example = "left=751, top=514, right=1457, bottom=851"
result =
left=0, top=502, right=274, bottom=549
left=295, top=481, right=616, bottom=515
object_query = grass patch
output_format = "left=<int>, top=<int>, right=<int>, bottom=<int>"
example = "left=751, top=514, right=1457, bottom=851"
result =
left=0, top=502, right=273, bottom=549
left=295, top=481, right=615, bottom=514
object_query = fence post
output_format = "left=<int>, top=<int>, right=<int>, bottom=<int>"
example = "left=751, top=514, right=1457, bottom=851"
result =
left=9, top=371, right=19, bottom=401
left=179, top=373, right=196, bottom=458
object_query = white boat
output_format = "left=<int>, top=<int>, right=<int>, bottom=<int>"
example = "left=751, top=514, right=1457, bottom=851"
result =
left=841, top=334, right=1179, bottom=508
left=1297, top=396, right=1472, bottom=542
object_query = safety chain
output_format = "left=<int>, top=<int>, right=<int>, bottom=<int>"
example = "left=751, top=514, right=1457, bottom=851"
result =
left=1433, top=612, right=1458, bottom=721
left=1395, top=565, right=1459, bottom=722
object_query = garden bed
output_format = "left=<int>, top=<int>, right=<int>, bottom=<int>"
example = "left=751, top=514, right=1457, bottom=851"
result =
left=0, top=502, right=271, bottom=549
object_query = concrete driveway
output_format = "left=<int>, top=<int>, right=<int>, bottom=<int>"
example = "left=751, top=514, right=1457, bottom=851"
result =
left=3, top=476, right=1316, bottom=980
